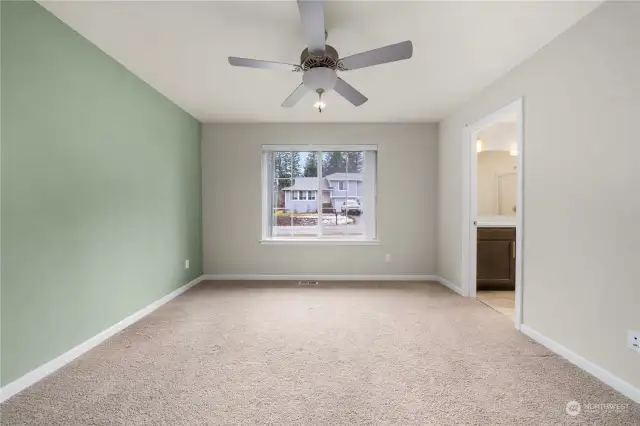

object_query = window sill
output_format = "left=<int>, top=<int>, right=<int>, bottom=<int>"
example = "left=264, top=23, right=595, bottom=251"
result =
left=260, top=238, right=380, bottom=246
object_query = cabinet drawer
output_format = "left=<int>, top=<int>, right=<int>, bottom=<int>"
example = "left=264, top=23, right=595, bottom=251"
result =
left=477, top=227, right=515, bottom=241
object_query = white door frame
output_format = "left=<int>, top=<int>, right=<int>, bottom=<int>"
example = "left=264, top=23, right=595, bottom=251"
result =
left=461, top=98, right=524, bottom=330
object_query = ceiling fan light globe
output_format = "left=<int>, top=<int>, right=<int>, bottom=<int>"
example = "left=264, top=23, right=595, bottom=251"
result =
left=302, top=67, right=338, bottom=91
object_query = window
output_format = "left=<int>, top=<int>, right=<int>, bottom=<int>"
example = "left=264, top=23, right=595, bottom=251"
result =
left=262, top=145, right=377, bottom=243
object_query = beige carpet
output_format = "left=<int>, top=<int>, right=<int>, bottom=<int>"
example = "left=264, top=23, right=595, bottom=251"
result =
left=2, top=281, right=638, bottom=425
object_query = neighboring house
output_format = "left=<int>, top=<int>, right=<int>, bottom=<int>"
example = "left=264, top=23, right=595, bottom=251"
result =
left=282, top=173, right=363, bottom=213
left=281, top=177, right=328, bottom=213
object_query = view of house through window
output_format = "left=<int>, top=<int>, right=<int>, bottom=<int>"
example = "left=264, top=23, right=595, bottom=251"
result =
left=267, top=148, right=375, bottom=240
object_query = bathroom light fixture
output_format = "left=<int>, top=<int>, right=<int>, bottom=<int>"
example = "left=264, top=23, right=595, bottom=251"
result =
left=509, top=142, right=518, bottom=156
left=476, top=139, right=484, bottom=153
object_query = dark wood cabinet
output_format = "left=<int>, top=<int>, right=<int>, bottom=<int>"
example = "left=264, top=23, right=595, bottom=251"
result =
left=477, top=227, right=515, bottom=290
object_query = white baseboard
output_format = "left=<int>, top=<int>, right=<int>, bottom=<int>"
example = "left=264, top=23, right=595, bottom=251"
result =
left=0, top=275, right=204, bottom=403
left=521, top=325, right=640, bottom=404
left=202, top=275, right=467, bottom=297
left=434, top=276, right=465, bottom=296
left=202, top=274, right=439, bottom=282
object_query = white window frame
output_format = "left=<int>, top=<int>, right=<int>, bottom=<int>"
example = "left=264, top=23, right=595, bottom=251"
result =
left=308, top=191, right=316, bottom=201
left=299, top=190, right=307, bottom=200
left=291, top=190, right=298, bottom=200
left=261, top=145, right=378, bottom=245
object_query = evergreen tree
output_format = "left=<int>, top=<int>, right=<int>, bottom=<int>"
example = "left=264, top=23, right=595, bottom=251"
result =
left=322, top=151, right=346, bottom=176
left=303, top=153, right=318, bottom=177
left=345, top=151, right=364, bottom=173
left=291, top=151, right=302, bottom=177
left=274, top=152, right=292, bottom=189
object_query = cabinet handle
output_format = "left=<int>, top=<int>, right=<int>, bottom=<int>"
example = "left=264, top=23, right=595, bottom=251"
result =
left=512, top=241, right=516, bottom=259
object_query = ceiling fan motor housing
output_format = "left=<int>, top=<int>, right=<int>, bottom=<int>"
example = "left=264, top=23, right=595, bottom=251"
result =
left=300, top=44, right=339, bottom=71
left=300, top=44, right=339, bottom=92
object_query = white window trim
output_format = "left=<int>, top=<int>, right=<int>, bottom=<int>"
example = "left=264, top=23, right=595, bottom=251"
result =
left=299, top=191, right=307, bottom=200
left=260, top=238, right=380, bottom=246
left=261, top=146, right=378, bottom=244
left=263, top=144, right=377, bottom=152
left=291, top=190, right=299, bottom=200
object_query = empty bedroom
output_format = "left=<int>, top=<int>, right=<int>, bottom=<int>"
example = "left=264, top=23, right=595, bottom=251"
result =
left=1, top=0, right=638, bottom=424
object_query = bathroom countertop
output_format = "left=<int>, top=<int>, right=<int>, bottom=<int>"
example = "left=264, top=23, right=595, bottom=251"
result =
left=476, top=216, right=516, bottom=228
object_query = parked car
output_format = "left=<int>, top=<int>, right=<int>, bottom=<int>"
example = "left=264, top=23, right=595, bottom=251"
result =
left=341, top=199, right=362, bottom=215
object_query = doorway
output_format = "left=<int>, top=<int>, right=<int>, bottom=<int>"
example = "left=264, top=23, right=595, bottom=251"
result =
left=461, top=98, right=524, bottom=329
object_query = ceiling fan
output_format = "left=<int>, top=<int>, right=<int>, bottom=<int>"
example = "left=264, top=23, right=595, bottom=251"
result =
left=228, top=0, right=413, bottom=112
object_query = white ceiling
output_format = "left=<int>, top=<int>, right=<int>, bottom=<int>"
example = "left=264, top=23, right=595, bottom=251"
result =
left=41, top=0, right=600, bottom=123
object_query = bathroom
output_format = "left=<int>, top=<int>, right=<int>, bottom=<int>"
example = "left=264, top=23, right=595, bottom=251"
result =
left=475, top=118, right=518, bottom=318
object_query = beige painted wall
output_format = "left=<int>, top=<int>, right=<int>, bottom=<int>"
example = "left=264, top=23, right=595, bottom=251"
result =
left=437, top=1, right=640, bottom=390
left=203, top=123, right=438, bottom=276
left=477, top=151, right=517, bottom=216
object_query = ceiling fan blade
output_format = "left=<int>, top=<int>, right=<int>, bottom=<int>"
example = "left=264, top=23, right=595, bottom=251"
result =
left=228, top=57, right=300, bottom=72
left=339, top=41, right=413, bottom=71
left=281, top=83, right=309, bottom=108
left=333, top=78, right=368, bottom=107
left=297, top=0, right=326, bottom=55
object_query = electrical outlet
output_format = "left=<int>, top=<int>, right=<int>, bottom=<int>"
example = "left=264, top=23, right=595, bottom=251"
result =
left=385, top=253, right=392, bottom=263
left=628, top=330, right=640, bottom=354
left=185, top=259, right=190, bottom=269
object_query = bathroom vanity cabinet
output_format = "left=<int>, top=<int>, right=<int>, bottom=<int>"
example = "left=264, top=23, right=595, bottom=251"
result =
left=477, top=227, right=516, bottom=290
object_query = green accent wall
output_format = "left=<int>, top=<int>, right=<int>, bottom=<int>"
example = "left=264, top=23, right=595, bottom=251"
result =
left=0, top=1, right=202, bottom=386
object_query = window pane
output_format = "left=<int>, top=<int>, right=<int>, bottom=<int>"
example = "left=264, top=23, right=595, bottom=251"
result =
left=346, top=151, right=364, bottom=237
left=273, top=151, right=293, bottom=237
left=321, top=151, right=364, bottom=237
left=271, top=151, right=319, bottom=237
left=322, top=151, right=345, bottom=236
left=266, top=150, right=371, bottom=240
